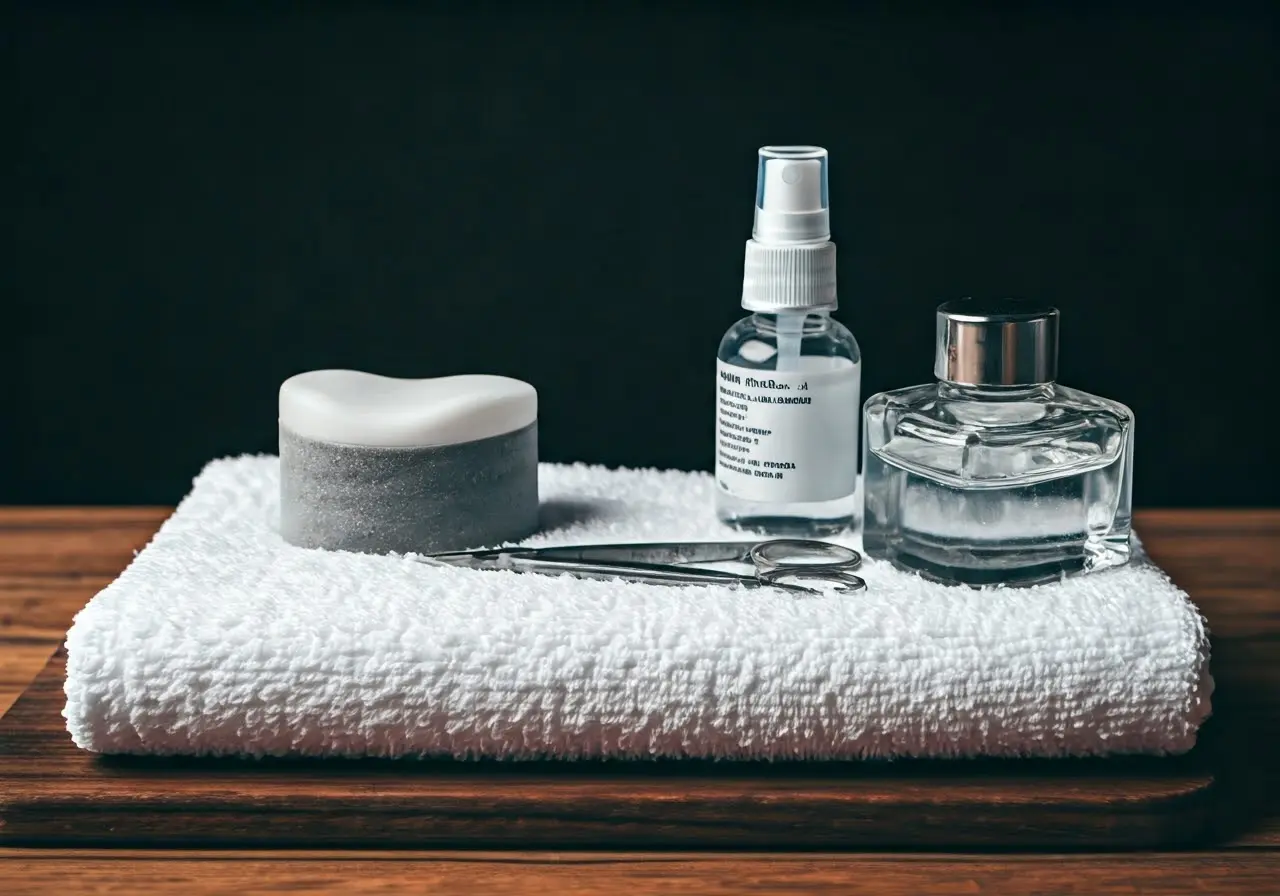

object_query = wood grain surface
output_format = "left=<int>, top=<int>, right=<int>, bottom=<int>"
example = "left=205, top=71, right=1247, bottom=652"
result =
left=2, top=849, right=1279, bottom=895
left=0, top=507, right=1277, bottom=892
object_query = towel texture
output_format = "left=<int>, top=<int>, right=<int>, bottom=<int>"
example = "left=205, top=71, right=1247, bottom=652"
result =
left=64, top=456, right=1212, bottom=760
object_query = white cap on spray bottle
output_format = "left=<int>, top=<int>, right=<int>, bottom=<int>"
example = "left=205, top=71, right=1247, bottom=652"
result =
left=742, top=145, right=837, bottom=312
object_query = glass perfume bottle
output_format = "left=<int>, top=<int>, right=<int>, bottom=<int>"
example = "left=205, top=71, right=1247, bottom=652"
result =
left=715, top=146, right=862, bottom=536
left=862, top=298, right=1134, bottom=586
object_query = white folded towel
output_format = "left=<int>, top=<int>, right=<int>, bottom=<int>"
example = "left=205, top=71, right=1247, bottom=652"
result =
left=64, top=456, right=1212, bottom=760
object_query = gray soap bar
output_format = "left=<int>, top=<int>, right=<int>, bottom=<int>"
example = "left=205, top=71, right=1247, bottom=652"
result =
left=279, top=421, right=539, bottom=555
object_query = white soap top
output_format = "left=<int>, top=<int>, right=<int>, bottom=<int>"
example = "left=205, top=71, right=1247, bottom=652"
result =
left=279, top=370, right=537, bottom=448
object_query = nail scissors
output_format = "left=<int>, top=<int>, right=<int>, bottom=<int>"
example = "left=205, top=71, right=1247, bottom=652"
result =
left=419, top=538, right=866, bottom=594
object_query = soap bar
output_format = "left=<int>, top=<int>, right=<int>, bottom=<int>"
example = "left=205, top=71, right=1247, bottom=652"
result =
left=278, top=370, right=538, bottom=555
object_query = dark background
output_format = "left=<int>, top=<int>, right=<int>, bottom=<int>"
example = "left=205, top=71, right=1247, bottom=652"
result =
left=3, top=3, right=1275, bottom=506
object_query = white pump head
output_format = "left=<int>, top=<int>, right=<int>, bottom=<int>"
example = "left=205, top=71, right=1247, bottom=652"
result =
left=741, top=145, right=837, bottom=312
left=752, top=146, right=830, bottom=245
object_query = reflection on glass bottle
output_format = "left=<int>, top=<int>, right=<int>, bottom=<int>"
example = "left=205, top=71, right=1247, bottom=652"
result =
left=862, top=298, right=1134, bottom=586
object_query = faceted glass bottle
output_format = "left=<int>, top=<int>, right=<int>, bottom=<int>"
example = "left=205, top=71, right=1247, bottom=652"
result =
left=716, top=311, right=862, bottom=536
left=862, top=298, right=1134, bottom=586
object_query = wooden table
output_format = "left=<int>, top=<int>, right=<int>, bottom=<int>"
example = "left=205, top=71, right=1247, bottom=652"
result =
left=1, top=508, right=1277, bottom=894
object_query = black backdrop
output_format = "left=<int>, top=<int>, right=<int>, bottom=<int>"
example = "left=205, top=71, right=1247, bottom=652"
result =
left=4, top=3, right=1276, bottom=506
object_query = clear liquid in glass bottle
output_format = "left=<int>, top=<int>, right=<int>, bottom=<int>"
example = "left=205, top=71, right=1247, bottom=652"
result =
left=713, top=145, right=863, bottom=536
left=862, top=298, right=1134, bottom=586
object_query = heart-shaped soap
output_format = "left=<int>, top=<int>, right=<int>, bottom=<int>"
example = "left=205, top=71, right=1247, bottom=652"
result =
left=278, top=370, right=540, bottom=554
left=279, top=370, right=537, bottom=448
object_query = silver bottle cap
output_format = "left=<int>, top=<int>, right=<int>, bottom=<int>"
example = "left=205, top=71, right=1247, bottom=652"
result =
left=933, top=298, right=1059, bottom=386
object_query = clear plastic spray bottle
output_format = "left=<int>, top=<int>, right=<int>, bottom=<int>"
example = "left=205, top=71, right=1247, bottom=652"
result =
left=714, top=146, right=862, bottom=536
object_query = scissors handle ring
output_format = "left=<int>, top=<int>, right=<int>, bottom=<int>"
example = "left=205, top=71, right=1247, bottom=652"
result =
left=749, top=539, right=862, bottom=572
left=758, top=566, right=867, bottom=592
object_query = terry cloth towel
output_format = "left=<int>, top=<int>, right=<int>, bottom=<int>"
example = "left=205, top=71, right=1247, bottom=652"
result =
left=64, top=456, right=1212, bottom=760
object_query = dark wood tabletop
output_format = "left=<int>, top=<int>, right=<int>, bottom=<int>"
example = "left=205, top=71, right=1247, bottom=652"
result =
left=1, top=507, right=1277, bottom=894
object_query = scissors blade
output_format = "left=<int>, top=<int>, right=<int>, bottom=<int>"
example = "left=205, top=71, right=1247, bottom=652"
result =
left=423, top=548, right=513, bottom=565
left=416, top=551, right=818, bottom=594
left=520, top=558, right=815, bottom=591
left=510, top=541, right=762, bottom=566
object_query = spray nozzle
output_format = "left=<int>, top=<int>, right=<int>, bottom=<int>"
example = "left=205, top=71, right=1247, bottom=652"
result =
left=752, top=145, right=830, bottom=246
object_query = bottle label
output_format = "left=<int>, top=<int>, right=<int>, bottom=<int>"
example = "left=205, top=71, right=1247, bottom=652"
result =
left=715, top=358, right=860, bottom=503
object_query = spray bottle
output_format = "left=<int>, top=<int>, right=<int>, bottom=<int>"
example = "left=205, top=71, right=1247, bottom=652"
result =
left=714, top=145, right=862, bottom=536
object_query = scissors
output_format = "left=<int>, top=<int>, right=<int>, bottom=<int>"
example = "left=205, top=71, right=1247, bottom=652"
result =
left=419, top=539, right=866, bottom=595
